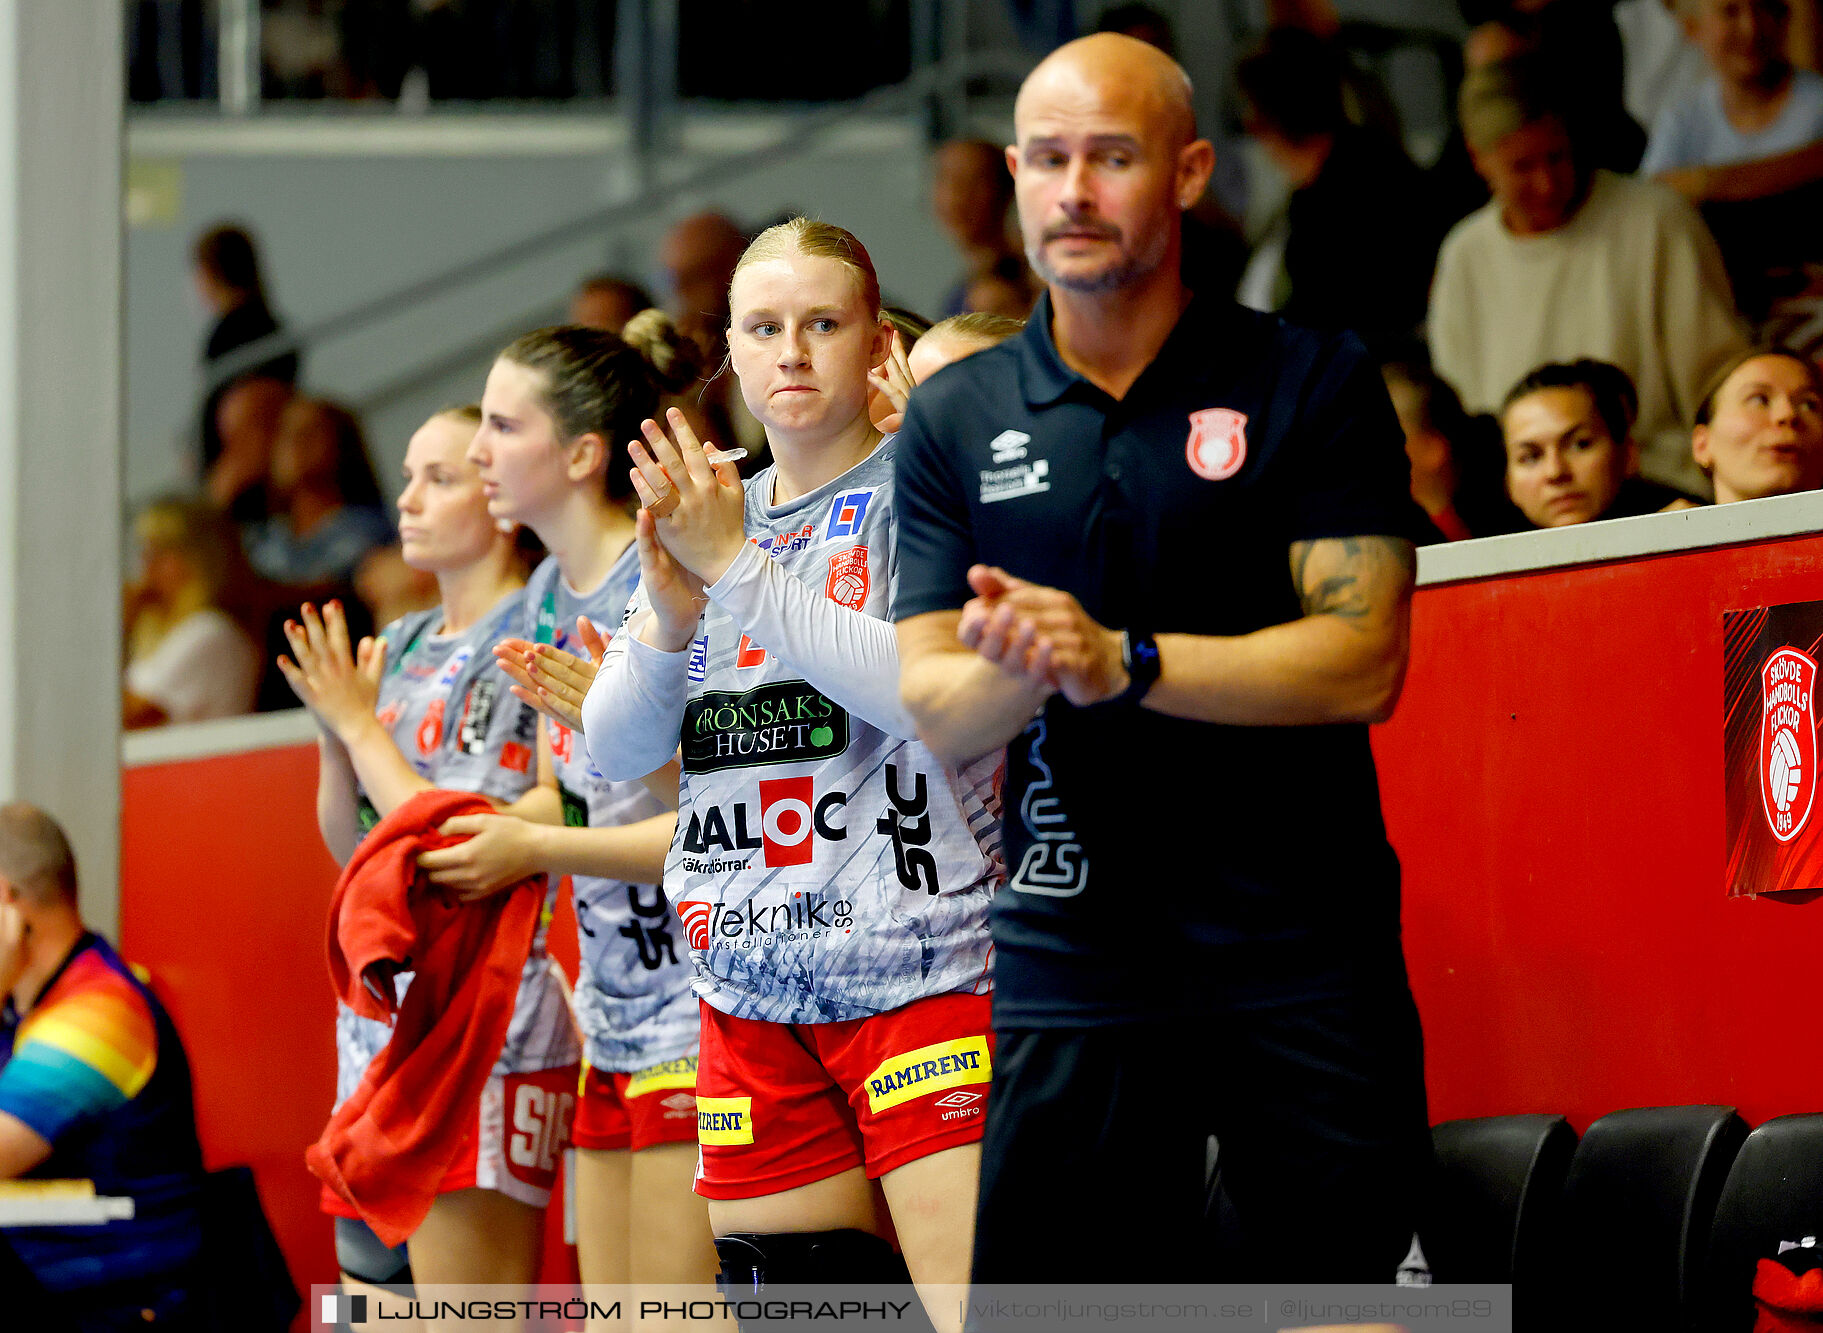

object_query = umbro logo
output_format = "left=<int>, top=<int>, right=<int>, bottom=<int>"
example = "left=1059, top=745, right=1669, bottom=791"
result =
left=988, top=430, right=1030, bottom=463
left=932, top=1091, right=983, bottom=1108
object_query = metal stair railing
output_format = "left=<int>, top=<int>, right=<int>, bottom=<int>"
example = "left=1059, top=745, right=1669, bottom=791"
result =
left=204, top=49, right=1033, bottom=401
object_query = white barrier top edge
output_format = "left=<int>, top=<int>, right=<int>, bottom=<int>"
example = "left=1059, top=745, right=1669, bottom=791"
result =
left=122, top=708, right=317, bottom=768
left=122, top=494, right=1822, bottom=766
left=1416, top=489, right=1823, bottom=587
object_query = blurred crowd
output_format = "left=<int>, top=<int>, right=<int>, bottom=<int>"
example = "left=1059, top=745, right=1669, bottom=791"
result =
left=129, top=0, right=1823, bottom=729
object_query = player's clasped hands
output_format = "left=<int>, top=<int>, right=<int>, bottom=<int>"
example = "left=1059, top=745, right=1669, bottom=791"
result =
left=959, top=564, right=1128, bottom=707
left=628, top=407, right=746, bottom=582
left=276, top=600, right=386, bottom=741
left=493, top=616, right=605, bottom=732
left=626, top=408, right=745, bottom=651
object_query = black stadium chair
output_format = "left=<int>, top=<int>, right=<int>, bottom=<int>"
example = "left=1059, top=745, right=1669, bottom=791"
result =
left=1699, top=1113, right=1823, bottom=1333
left=1423, top=1113, right=1576, bottom=1287
left=1550, top=1105, right=1748, bottom=1332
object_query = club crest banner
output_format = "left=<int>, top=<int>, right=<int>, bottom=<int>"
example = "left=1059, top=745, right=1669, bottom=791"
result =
left=1723, top=601, right=1823, bottom=896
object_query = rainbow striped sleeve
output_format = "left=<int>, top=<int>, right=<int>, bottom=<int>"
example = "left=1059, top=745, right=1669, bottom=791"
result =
left=0, top=952, right=157, bottom=1144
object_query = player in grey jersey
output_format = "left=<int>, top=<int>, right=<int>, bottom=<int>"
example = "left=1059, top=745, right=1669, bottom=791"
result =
left=581, top=219, right=997, bottom=1331
left=454, top=317, right=721, bottom=1300
left=277, top=405, right=575, bottom=1310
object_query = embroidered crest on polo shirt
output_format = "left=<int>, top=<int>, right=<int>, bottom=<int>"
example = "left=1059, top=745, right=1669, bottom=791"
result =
left=1185, top=407, right=1248, bottom=481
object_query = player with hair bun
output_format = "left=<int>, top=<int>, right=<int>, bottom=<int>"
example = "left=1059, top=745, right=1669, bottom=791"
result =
left=544, top=218, right=1000, bottom=1329
left=450, top=314, right=723, bottom=1303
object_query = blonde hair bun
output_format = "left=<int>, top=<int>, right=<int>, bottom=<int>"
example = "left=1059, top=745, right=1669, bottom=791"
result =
left=620, top=307, right=706, bottom=394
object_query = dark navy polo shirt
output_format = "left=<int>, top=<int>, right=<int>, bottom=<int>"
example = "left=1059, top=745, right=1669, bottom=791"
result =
left=893, top=290, right=1424, bottom=1025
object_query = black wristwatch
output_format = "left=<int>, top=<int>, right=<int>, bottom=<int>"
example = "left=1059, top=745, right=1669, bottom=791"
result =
left=1112, top=629, right=1161, bottom=706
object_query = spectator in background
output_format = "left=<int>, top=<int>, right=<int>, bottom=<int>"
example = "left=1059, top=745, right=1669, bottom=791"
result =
left=1691, top=345, right=1823, bottom=500
left=353, top=544, right=440, bottom=629
left=1641, top=0, right=1823, bottom=200
left=193, top=223, right=299, bottom=518
left=1428, top=57, right=1748, bottom=499
left=931, top=138, right=1030, bottom=318
left=569, top=272, right=657, bottom=334
left=1383, top=356, right=1515, bottom=540
left=1500, top=359, right=1693, bottom=527
left=1618, top=0, right=1713, bottom=130
left=1234, top=27, right=1439, bottom=353
left=0, top=803, right=209, bottom=1329
left=205, top=374, right=294, bottom=522
left=962, top=254, right=1041, bottom=318
left=660, top=211, right=760, bottom=454
left=124, top=496, right=261, bottom=729
left=243, top=397, right=393, bottom=588
left=661, top=211, right=747, bottom=351
left=1459, top=0, right=1647, bottom=169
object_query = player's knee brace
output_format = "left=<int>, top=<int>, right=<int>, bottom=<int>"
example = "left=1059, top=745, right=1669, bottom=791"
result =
left=714, top=1228, right=911, bottom=1293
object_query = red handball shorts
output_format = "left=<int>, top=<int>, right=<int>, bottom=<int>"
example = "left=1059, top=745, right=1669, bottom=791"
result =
left=570, top=1054, right=701, bottom=1152
left=693, top=991, right=993, bottom=1200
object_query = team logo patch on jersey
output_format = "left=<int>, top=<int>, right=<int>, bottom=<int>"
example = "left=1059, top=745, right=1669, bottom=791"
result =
left=687, top=635, right=709, bottom=684
left=416, top=697, right=446, bottom=756
left=822, top=489, right=876, bottom=542
left=697, top=1096, right=754, bottom=1144
left=736, top=634, right=769, bottom=669
left=756, top=522, right=816, bottom=558
left=1761, top=647, right=1818, bottom=842
left=825, top=546, right=870, bottom=611
left=864, top=1036, right=992, bottom=1113
left=875, top=762, right=939, bottom=895
left=435, top=645, right=475, bottom=688
left=1185, top=407, right=1248, bottom=481
left=681, top=682, right=848, bottom=774
left=457, top=679, right=498, bottom=756
left=760, top=777, right=818, bottom=867
left=678, top=900, right=713, bottom=950
left=626, top=1055, right=698, bottom=1100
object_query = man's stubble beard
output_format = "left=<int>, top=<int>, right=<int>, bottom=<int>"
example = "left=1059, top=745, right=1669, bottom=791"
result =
left=1025, top=222, right=1171, bottom=296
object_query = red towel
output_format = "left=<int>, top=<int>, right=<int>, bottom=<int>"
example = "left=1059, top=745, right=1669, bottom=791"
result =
left=1757, top=1257, right=1823, bottom=1331
left=306, top=789, right=545, bottom=1247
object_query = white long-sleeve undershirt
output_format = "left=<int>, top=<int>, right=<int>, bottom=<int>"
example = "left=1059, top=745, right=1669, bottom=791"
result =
left=582, top=541, right=915, bottom=782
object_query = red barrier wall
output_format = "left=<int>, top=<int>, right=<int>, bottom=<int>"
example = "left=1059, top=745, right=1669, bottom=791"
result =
left=120, top=742, right=582, bottom=1330
left=115, top=528, right=1823, bottom=1312
left=1377, top=530, right=1823, bottom=1130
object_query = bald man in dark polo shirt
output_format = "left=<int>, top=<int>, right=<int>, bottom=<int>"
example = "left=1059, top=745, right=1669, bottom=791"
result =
left=893, top=33, right=1432, bottom=1284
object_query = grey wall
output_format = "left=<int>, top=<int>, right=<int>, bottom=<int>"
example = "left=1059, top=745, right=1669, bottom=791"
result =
left=125, top=114, right=962, bottom=511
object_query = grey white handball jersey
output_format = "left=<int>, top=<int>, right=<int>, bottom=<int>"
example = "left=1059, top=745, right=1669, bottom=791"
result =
left=335, top=588, right=579, bottom=1107
left=523, top=551, right=698, bottom=1071
left=611, top=440, right=1001, bottom=1025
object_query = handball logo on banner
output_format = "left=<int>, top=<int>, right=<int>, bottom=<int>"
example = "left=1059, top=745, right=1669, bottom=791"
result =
left=1761, top=647, right=1818, bottom=843
left=1185, top=407, right=1248, bottom=481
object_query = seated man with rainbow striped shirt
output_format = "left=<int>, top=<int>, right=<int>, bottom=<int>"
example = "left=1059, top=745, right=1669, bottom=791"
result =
left=0, top=802, right=207, bottom=1330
